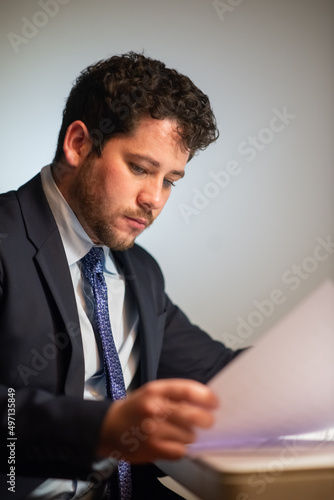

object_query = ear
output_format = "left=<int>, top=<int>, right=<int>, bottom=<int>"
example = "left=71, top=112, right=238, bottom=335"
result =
left=63, top=121, right=92, bottom=166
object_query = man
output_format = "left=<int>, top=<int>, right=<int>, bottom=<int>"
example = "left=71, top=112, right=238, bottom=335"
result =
left=0, top=53, right=241, bottom=499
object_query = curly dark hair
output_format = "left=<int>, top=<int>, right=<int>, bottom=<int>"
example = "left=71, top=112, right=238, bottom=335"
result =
left=53, top=52, right=219, bottom=162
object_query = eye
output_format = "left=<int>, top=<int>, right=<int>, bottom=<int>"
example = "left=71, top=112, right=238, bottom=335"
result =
left=130, top=164, right=147, bottom=175
left=163, top=178, right=176, bottom=188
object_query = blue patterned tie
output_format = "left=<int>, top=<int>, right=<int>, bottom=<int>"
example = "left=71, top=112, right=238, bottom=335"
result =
left=81, top=246, right=132, bottom=500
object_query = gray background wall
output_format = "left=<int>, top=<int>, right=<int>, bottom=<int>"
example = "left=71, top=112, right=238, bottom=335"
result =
left=1, top=0, right=334, bottom=350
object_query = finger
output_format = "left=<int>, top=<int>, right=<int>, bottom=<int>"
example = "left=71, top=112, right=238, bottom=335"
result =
left=166, top=402, right=216, bottom=430
left=149, top=440, right=189, bottom=461
left=146, top=379, right=219, bottom=409
left=150, top=419, right=197, bottom=444
left=131, top=439, right=188, bottom=463
left=125, top=421, right=196, bottom=463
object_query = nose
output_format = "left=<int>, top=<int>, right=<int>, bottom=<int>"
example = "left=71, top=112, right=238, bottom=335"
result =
left=137, top=177, right=166, bottom=211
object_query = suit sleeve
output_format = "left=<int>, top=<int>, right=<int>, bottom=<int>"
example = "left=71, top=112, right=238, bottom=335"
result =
left=157, top=293, right=243, bottom=382
left=128, top=244, right=243, bottom=383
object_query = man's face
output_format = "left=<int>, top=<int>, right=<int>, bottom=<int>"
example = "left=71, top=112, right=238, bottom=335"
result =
left=66, top=116, right=189, bottom=250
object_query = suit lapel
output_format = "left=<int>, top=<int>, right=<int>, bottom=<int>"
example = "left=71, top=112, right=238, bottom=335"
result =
left=17, top=175, right=85, bottom=396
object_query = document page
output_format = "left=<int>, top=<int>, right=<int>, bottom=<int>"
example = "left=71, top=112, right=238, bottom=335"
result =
left=190, top=280, right=334, bottom=453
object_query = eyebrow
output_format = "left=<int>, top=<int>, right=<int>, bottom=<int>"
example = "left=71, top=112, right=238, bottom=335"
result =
left=129, top=154, right=185, bottom=179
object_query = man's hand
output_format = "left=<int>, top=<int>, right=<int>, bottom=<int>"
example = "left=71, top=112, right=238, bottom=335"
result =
left=96, top=379, right=218, bottom=463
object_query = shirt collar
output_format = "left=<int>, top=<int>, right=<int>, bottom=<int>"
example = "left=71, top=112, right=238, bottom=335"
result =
left=40, top=165, right=118, bottom=275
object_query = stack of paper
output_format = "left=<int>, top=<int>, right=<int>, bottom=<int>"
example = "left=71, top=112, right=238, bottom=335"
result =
left=190, top=280, right=334, bottom=453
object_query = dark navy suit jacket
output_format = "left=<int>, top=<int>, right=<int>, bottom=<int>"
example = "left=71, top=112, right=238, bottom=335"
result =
left=0, top=174, right=240, bottom=498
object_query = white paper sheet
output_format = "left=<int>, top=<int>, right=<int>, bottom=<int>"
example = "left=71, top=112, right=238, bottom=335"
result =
left=189, top=280, right=334, bottom=453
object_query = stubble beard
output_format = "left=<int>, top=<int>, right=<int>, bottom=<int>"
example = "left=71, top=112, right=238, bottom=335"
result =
left=70, top=163, right=154, bottom=251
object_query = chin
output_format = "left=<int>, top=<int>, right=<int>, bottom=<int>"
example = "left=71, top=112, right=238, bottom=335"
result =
left=103, top=235, right=137, bottom=252
left=113, top=240, right=136, bottom=251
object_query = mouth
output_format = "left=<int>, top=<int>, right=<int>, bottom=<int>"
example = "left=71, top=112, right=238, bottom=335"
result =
left=124, top=216, right=149, bottom=230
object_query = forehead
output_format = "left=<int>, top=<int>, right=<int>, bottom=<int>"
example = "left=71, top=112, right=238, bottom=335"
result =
left=130, top=116, right=181, bottom=141
left=105, top=116, right=189, bottom=162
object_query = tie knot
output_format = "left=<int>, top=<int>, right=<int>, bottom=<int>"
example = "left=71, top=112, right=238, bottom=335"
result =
left=81, top=246, right=104, bottom=277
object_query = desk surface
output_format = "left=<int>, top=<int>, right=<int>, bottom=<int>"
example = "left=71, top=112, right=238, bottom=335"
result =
left=157, top=440, right=334, bottom=500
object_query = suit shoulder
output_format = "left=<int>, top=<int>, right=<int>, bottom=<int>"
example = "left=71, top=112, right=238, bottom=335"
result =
left=0, top=189, right=22, bottom=227
left=0, top=188, right=19, bottom=205
left=0, top=175, right=43, bottom=225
